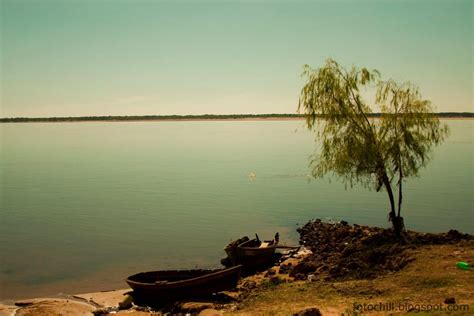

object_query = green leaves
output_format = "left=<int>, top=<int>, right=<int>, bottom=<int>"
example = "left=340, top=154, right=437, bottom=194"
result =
left=298, top=59, right=449, bottom=229
left=376, top=80, right=449, bottom=180
left=298, top=59, right=382, bottom=187
left=299, top=58, right=448, bottom=187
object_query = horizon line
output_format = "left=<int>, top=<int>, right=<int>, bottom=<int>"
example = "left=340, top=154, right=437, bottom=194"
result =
left=1, top=112, right=473, bottom=123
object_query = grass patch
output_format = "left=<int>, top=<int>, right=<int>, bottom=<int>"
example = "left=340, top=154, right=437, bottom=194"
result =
left=260, top=277, right=285, bottom=289
left=413, top=276, right=453, bottom=289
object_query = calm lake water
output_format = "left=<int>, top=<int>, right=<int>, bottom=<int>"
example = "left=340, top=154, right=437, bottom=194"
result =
left=0, top=119, right=473, bottom=300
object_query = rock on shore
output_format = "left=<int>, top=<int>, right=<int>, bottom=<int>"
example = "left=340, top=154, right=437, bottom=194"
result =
left=294, top=219, right=472, bottom=280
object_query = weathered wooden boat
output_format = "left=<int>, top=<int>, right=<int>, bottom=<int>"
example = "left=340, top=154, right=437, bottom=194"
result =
left=126, top=265, right=242, bottom=304
left=223, top=236, right=250, bottom=266
left=236, top=237, right=279, bottom=267
left=223, top=233, right=288, bottom=269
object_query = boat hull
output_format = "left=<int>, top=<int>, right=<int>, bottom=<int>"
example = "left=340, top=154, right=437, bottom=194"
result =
left=224, top=238, right=277, bottom=270
left=236, top=239, right=277, bottom=268
left=126, top=265, right=242, bottom=304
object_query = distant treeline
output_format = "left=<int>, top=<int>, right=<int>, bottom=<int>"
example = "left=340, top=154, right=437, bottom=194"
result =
left=0, top=112, right=472, bottom=123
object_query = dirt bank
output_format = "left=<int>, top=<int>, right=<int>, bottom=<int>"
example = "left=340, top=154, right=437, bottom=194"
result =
left=231, top=241, right=474, bottom=315
left=293, top=219, right=472, bottom=280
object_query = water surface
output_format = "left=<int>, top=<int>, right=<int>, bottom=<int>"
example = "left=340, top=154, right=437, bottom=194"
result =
left=0, top=120, right=472, bottom=300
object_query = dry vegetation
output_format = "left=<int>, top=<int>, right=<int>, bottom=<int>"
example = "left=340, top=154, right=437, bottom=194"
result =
left=229, top=241, right=474, bottom=315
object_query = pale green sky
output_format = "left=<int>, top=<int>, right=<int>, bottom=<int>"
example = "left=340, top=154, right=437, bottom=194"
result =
left=0, top=0, right=472, bottom=117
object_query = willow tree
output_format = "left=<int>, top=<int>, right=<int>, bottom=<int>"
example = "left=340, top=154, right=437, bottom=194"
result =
left=298, top=59, right=448, bottom=235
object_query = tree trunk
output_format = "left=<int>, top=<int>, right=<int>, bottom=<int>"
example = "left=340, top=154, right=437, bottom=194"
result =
left=382, top=173, right=402, bottom=236
left=398, top=167, right=403, bottom=218
left=396, top=160, right=405, bottom=236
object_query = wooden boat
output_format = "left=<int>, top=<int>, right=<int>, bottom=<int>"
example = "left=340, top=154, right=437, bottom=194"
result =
left=224, top=236, right=250, bottom=266
left=236, top=238, right=279, bottom=268
left=223, top=233, right=299, bottom=270
left=126, top=265, right=242, bottom=304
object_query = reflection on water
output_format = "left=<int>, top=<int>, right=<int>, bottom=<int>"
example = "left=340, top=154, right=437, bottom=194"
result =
left=0, top=120, right=472, bottom=300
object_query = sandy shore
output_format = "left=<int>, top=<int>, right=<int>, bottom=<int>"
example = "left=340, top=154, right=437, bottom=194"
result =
left=0, top=289, right=130, bottom=316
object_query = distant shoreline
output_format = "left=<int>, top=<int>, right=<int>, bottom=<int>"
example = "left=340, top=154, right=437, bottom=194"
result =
left=0, top=113, right=473, bottom=123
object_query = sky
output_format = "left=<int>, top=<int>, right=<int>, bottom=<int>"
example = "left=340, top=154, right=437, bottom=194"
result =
left=0, top=0, right=472, bottom=117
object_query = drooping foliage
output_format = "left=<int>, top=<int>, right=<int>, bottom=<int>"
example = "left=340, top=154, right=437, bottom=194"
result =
left=377, top=80, right=448, bottom=180
left=298, top=59, right=449, bottom=234
left=299, top=60, right=382, bottom=189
